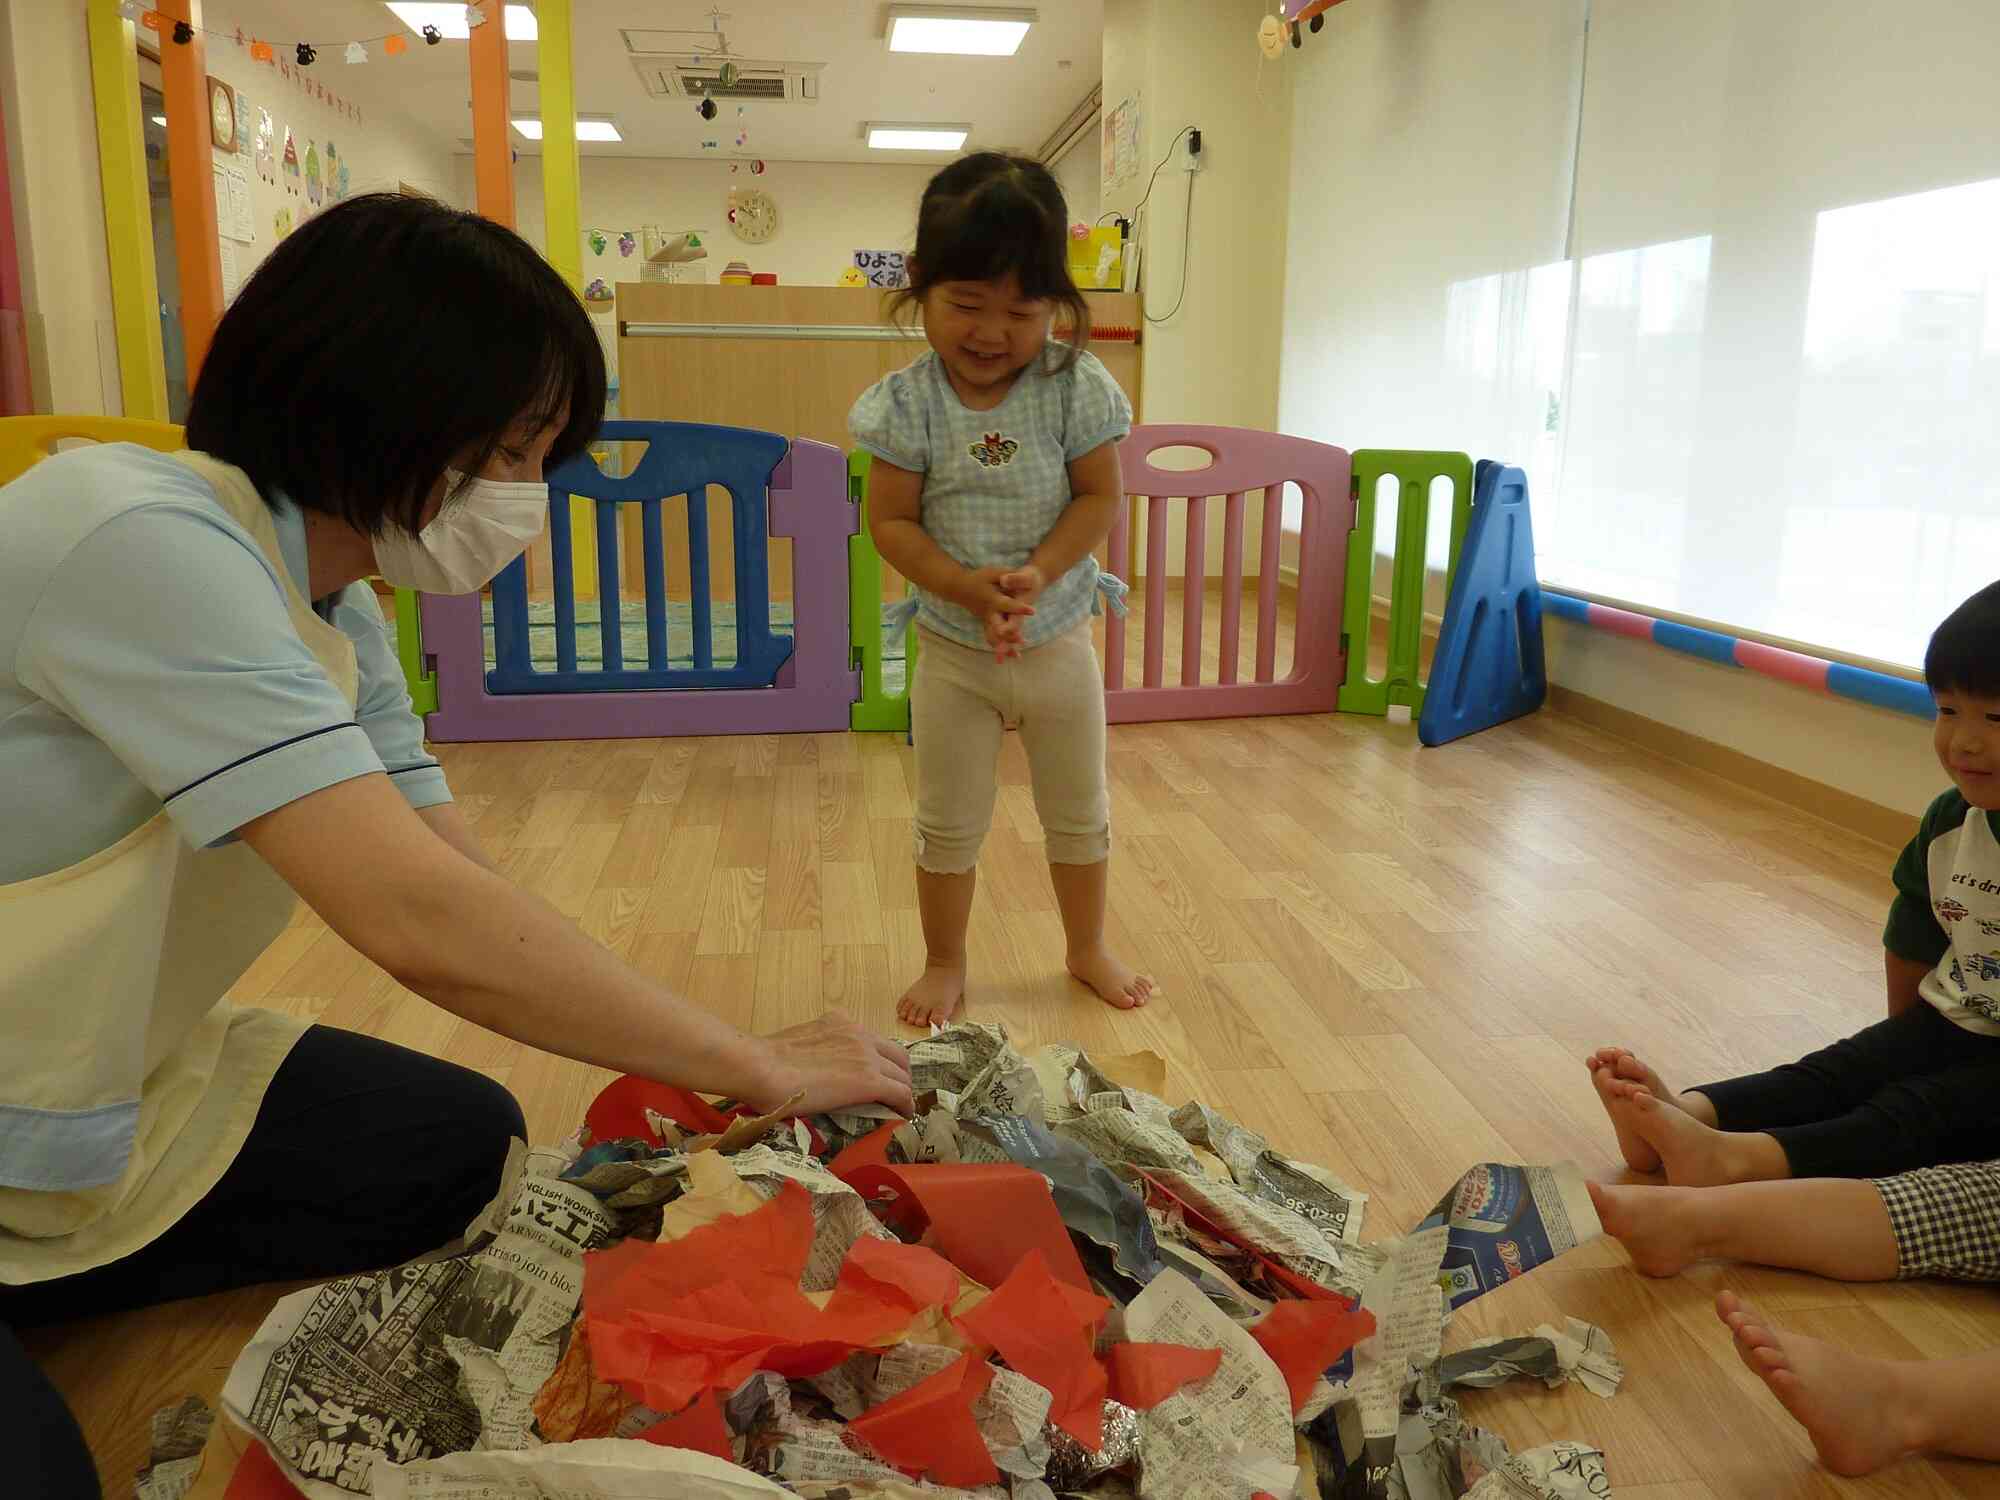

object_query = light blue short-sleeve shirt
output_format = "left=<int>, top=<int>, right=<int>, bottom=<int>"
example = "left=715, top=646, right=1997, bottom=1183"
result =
left=0, top=443, right=450, bottom=884
left=849, top=348, right=1133, bottom=649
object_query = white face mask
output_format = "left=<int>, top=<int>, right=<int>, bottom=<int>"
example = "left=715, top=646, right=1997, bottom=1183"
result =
left=373, top=469, right=550, bottom=595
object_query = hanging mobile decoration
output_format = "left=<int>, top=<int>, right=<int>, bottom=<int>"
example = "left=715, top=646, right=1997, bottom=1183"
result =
left=717, top=60, right=740, bottom=88
left=465, top=2, right=487, bottom=27
left=171, top=20, right=192, bottom=44
left=346, top=41, right=367, bottom=63
left=697, top=97, right=718, bottom=121
left=617, top=231, right=636, bottom=257
left=296, top=41, right=316, bottom=65
left=421, top=24, right=443, bottom=45
left=588, top=229, right=608, bottom=255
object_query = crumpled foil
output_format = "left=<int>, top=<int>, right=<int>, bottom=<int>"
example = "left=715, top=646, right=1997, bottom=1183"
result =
left=1042, top=1401, right=1141, bottom=1491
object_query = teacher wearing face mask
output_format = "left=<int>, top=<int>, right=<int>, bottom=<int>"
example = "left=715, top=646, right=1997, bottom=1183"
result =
left=0, top=193, right=912, bottom=1499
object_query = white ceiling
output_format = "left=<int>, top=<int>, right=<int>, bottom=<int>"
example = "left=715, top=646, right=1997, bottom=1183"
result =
left=239, top=1, right=1103, bottom=164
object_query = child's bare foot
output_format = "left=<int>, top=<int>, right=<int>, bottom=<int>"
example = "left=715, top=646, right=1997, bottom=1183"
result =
left=897, top=964, right=966, bottom=1028
left=1587, top=1180, right=1706, bottom=1276
left=1586, top=1046, right=1675, bottom=1099
left=1716, top=1292, right=1922, bottom=1476
left=1589, top=1057, right=1663, bottom=1173
left=1067, top=944, right=1155, bottom=1010
left=1615, top=1084, right=1785, bottom=1187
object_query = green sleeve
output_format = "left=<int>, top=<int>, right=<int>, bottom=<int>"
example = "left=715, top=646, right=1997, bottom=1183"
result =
left=1882, top=791, right=1969, bottom=965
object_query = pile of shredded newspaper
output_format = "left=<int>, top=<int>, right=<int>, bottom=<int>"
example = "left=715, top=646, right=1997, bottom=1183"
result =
left=215, top=1022, right=1623, bottom=1500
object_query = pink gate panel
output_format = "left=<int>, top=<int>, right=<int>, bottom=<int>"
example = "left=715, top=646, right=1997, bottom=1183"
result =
left=1104, top=424, right=1353, bottom=724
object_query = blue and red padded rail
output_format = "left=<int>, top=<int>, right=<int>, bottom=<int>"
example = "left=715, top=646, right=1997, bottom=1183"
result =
left=1539, top=591, right=1934, bottom=721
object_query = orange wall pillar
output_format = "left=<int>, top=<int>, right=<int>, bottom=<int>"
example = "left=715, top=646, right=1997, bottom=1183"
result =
left=158, top=0, right=223, bottom=379
left=468, top=0, right=514, bottom=227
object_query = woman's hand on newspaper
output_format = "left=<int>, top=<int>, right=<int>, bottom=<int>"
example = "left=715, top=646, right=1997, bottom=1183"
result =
left=744, top=1013, right=914, bottom=1117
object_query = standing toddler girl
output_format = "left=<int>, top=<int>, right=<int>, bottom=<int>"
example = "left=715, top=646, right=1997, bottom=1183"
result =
left=849, top=153, right=1154, bottom=1026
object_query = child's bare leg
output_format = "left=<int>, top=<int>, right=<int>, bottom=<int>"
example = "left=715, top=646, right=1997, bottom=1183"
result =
left=1049, top=858, right=1153, bottom=1009
left=1589, top=1178, right=1899, bottom=1279
left=1586, top=1048, right=1719, bottom=1173
left=900, top=868, right=977, bottom=1028
left=1717, top=1292, right=2000, bottom=1475
left=1602, top=1082, right=1789, bottom=1186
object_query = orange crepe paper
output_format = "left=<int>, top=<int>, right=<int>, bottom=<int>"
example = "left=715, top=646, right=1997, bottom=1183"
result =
left=839, top=1162, right=1091, bottom=1293
left=583, top=1181, right=963, bottom=1413
left=1104, top=1341, right=1224, bottom=1410
left=639, top=1390, right=735, bottom=1461
left=225, top=1443, right=307, bottom=1499
left=585, top=1073, right=732, bottom=1144
left=846, top=1351, right=999, bottom=1489
left=1250, top=1299, right=1377, bottom=1414
left=827, top=1234, right=964, bottom=1320
left=955, top=1248, right=1110, bottom=1449
left=829, top=1118, right=900, bottom=1179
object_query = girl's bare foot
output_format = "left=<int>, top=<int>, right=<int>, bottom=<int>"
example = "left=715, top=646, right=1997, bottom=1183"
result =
left=897, top=964, right=966, bottom=1028
left=1067, top=944, right=1155, bottom=1009
left=1589, top=1058, right=1663, bottom=1173
left=1587, top=1180, right=1706, bottom=1276
left=1715, top=1292, right=1922, bottom=1476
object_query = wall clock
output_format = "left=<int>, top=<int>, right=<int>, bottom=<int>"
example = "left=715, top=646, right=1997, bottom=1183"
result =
left=730, top=187, right=778, bottom=244
left=208, top=77, right=238, bottom=153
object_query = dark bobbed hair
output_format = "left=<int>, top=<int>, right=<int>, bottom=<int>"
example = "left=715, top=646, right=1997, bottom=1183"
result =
left=890, top=152, right=1090, bottom=372
left=1927, top=580, right=2000, bottom=698
left=186, top=192, right=605, bottom=537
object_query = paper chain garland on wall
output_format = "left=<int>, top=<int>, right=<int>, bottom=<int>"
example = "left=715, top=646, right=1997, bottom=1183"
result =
left=110, top=1, right=521, bottom=123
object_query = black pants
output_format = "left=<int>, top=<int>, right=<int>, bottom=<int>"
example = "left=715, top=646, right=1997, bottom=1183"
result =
left=1695, top=1001, right=2000, bottom=1179
left=0, top=1027, right=523, bottom=1500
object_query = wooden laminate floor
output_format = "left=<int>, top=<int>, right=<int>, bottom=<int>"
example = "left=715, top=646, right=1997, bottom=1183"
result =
left=25, top=595, right=2000, bottom=1499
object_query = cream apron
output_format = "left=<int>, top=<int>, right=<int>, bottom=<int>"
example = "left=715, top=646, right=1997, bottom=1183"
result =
left=0, top=453, right=350, bottom=1283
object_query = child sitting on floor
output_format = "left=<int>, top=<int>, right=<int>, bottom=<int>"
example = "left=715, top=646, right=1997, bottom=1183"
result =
left=1589, top=580, right=2000, bottom=1187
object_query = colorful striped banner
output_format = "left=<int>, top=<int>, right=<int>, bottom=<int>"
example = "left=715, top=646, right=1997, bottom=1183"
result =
left=1540, top=591, right=1934, bottom=721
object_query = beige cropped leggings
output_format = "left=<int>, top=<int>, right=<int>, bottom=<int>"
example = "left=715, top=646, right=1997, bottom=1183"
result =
left=910, top=624, right=1111, bottom=874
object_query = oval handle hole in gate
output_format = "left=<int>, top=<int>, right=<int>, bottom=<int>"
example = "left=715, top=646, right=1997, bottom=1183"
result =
left=1142, top=443, right=1218, bottom=473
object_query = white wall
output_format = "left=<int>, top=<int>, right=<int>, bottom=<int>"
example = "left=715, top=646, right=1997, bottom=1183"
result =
left=1051, top=125, right=1099, bottom=227
left=1100, top=0, right=1291, bottom=581
left=0, top=0, right=121, bottom=413
left=499, top=153, right=935, bottom=289
left=202, top=0, right=460, bottom=291
left=1543, top=616, right=1940, bottom=818
left=1106, top=0, right=1289, bottom=431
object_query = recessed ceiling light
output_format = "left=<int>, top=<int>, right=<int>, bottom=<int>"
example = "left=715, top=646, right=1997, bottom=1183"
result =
left=866, top=123, right=971, bottom=152
left=385, top=3, right=538, bottom=42
left=887, top=7, right=1036, bottom=57
left=513, top=117, right=623, bottom=142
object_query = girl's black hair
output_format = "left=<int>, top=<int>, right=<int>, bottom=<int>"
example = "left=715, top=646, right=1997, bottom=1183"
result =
left=1927, top=580, right=2000, bottom=697
left=186, top=192, right=605, bottom=537
left=891, top=152, right=1090, bottom=372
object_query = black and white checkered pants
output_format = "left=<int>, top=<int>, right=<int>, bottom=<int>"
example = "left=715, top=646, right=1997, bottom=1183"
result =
left=1874, top=1161, right=2000, bottom=1281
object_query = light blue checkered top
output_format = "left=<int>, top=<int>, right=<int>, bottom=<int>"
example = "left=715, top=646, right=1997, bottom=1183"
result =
left=849, top=348, right=1133, bottom=650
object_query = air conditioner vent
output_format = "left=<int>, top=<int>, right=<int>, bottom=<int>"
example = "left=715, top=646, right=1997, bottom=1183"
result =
left=622, top=34, right=822, bottom=104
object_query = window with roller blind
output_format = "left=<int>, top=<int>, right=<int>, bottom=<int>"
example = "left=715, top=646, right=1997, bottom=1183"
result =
left=1279, top=0, right=2000, bottom=671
